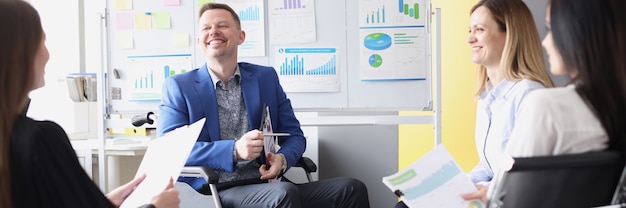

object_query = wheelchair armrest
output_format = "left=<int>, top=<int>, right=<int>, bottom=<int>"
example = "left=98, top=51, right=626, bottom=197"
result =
left=180, top=166, right=219, bottom=184
left=294, top=157, right=317, bottom=173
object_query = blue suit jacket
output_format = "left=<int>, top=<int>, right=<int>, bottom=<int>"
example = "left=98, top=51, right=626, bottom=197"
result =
left=157, top=62, right=306, bottom=189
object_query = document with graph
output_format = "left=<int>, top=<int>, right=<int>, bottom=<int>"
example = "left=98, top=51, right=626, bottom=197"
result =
left=382, top=144, right=485, bottom=208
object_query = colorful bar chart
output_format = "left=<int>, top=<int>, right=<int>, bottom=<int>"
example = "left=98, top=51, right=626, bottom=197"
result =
left=306, top=55, right=336, bottom=75
left=134, top=70, right=154, bottom=89
left=365, top=5, right=386, bottom=24
left=134, top=65, right=187, bottom=90
left=277, top=48, right=337, bottom=76
left=399, top=0, right=419, bottom=19
left=163, top=65, right=187, bottom=79
left=238, top=5, right=260, bottom=21
left=274, top=47, right=340, bottom=92
left=126, top=54, right=192, bottom=101
left=280, top=0, right=306, bottom=10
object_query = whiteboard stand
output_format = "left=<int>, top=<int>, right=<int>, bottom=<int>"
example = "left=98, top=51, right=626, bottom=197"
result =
left=96, top=8, right=108, bottom=192
left=434, top=8, right=442, bottom=146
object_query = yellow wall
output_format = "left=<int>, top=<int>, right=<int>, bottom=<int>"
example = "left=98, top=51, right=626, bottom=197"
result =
left=398, top=0, right=479, bottom=172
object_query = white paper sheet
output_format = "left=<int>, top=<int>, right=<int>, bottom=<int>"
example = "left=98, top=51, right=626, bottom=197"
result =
left=382, top=144, right=486, bottom=208
left=120, top=118, right=206, bottom=208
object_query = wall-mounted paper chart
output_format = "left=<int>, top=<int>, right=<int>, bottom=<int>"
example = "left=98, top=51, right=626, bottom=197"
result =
left=359, top=0, right=427, bottom=81
left=268, top=0, right=316, bottom=44
left=360, top=0, right=426, bottom=26
left=274, top=47, right=340, bottom=92
left=220, top=0, right=266, bottom=57
left=125, top=54, right=192, bottom=101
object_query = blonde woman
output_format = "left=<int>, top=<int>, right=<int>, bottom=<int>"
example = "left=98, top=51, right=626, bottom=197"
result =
left=462, top=0, right=554, bottom=202
left=395, top=0, right=553, bottom=206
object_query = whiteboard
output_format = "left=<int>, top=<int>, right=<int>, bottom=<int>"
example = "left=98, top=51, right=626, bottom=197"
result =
left=105, top=0, right=431, bottom=113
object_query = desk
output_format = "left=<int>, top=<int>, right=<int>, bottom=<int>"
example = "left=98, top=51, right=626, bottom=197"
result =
left=70, top=138, right=148, bottom=192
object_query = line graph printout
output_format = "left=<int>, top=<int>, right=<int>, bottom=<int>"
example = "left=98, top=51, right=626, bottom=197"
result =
left=274, top=47, right=340, bottom=92
left=268, top=0, right=316, bottom=44
left=382, top=145, right=485, bottom=208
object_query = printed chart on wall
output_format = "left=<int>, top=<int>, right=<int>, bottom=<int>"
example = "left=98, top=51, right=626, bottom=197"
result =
left=274, top=47, right=340, bottom=92
left=359, top=0, right=427, bottom=81
left=216, top=0, right=266, bottom=57
left=122, top=54, right=193, bottom=101
left=268, top=0, right=317, bottom=44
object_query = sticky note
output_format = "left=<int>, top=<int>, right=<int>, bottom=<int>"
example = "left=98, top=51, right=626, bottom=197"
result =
left=134, top=12, right=152, bottom=29
left=116, top=0, right=132, bottom=10
left=153, top=12, right=171, bottom=29
left=172, top=31, right=189, bottom=48
left=115, top=31, right=134, bottom=49
left=196, top=0, right=214, bottom=7
left=116, top=12, right=134, bottom=29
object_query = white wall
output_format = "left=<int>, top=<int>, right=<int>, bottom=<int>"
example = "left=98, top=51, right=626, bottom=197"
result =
left=27, top=0, right=103, bottom=134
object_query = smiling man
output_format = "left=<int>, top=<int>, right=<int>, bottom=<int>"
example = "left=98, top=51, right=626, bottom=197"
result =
left=157, top=3, right=370, bottom=208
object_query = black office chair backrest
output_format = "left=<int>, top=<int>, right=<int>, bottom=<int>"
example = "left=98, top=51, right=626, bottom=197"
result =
left=488, top=151, right=625, bottom=208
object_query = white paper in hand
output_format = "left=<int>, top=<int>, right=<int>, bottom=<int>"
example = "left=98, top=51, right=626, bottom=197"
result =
left=382, top=144, right=485, bottom=208
left=120, top=118, right=206, bottom=208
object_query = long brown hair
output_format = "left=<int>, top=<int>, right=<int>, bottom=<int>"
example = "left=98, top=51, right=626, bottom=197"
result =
left=471, top=0, right=554, bottom=97
left=0, top=0, right=43, bottom=207
left=549, top=0, right=626, bottom=152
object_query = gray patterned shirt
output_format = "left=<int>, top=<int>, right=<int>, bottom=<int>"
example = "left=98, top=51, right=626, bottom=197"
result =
left=208, top=67, right=261, bottom=182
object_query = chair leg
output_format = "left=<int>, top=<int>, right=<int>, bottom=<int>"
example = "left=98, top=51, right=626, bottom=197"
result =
left=208, top=184, right=222, bottom=208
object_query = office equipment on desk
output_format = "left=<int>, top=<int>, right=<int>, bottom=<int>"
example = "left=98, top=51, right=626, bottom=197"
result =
left=131, top=112, right=156, bottom=127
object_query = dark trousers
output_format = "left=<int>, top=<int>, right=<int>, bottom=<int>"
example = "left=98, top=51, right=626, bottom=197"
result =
left=395, top=201, right=409, bottom=208
left=218, top=177, right=370, bottom=208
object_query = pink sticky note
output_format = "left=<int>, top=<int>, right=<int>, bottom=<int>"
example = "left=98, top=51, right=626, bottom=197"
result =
left=116, top=12, right=134, bottom=29
left=164, top=0, right=180, bottom=6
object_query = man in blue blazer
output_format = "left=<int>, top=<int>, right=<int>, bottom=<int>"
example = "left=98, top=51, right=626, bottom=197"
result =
left=157, top=2, right=369, bottom=208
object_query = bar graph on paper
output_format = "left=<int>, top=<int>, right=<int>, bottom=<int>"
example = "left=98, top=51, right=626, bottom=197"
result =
left=222, top=0, right=266, bottom=57
left=126, top=54, right=193, bottom=101
left=276, top=0, right=307, bottom=10
left=237, top=5, right=261, bottom=21
left=360, top=0, right=426, bottom=26
left=274, top=48, right=340, bottom=92
left=268, top=0, right=316, bottom=44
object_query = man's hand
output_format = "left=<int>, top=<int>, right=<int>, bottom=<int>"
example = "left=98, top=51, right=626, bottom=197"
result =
left=259, top=152, right=284, bottom=180
left=461, top=184, right=489, bottom=203
left=235, top=130, right=264, bottom=160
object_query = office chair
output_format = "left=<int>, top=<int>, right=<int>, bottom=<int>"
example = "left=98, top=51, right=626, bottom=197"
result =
left=175, top=156, right=318, bottom=208
left=487, top=150, right=625, bottom=208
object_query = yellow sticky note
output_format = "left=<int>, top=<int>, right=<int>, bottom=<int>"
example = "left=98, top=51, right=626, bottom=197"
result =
left=172, top=31, right=189, bottom=48
left=134, top=12, right=152, bottom=29
left=153, top=12, right=171, bottom=29
left=115, top=31, right=134, bottom=49
left=116, top=0, right=132, bottom=10
left=196, top=0, right=214, bottom=7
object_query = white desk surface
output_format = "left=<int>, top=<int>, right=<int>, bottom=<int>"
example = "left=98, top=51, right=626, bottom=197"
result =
left=70, top=138, right=149, bottom=156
